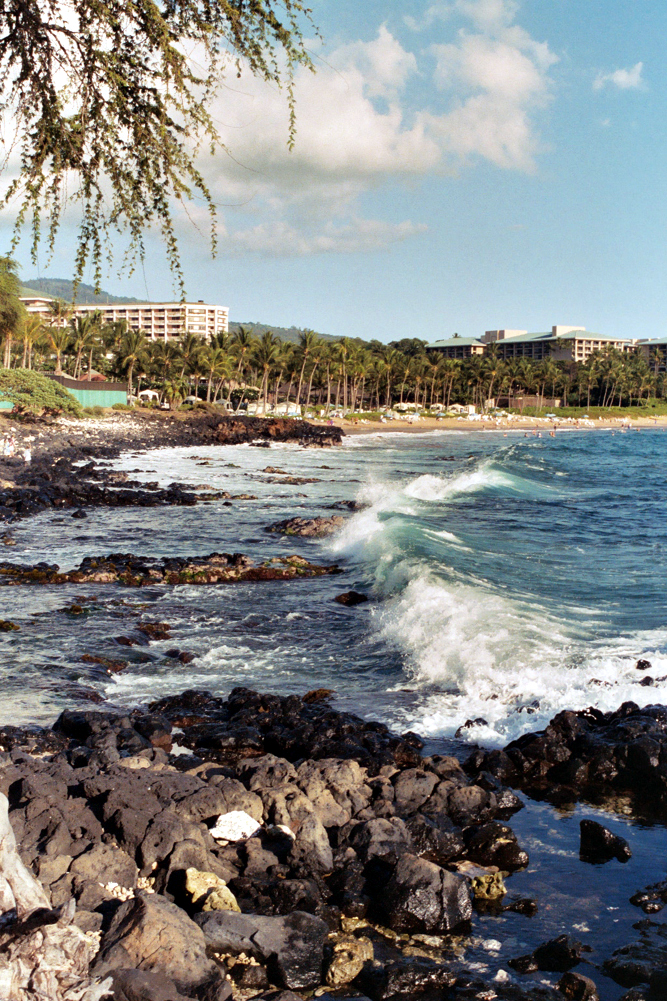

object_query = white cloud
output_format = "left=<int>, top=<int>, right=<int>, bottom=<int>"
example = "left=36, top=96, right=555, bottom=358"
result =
left=193, top=1, right=558, bottom=256
left=0, top=1, right=559, bottom=260
left=429, top=15, right=557, bottom=170
left=221, top=218, right=428, bottom=256
left=593, top=62, right=645, bottom=91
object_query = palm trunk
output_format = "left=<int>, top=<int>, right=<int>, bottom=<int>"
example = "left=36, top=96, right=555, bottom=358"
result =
left=295, top=359, right=307, bottom=408
left=305, top=363, right=318, bottom=412
left=325, top=366, right=332, bottom=415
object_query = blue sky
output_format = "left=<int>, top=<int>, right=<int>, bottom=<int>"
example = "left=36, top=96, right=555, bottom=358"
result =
left=6, top=0, right=667, bottom=341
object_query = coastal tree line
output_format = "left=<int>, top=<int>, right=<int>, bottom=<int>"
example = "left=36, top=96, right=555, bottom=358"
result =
left=2, top=310, right=665, bottom=414
left=0, top=261, right=664, bottom=413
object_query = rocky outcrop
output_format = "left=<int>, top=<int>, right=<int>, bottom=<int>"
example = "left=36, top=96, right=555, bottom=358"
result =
left=264, top=516, right=346, bottom=538
left=0, top=553, right=342, bottom=587
left=0, top=687, right=532, bottom=1000
left=465, top=702, right=667, bottom=814
left=0, top=413, right=343, bottom=523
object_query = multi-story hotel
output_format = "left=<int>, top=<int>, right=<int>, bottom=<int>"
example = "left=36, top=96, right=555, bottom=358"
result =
left=20, top=296, right=229, bottom=341
left=427, top=326, right=638, bottom=362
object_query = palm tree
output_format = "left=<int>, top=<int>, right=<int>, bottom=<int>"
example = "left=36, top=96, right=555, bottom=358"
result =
left=44, top=326, right=71, bottom=375
left=20, top=315, right=44, bottom=369
left=231, top=327, right=256, bottom=412
left=210, top=331, right=232, bottom=353
left=272, top=343, right=292, bottom=408
left=149, top=340, right=182, bottom=383
left=295, top=330, right=319, bottom=410
left=232, top=326, right=255, bottom=374
left=102, top=319, right=128, bottom=357
left=424, top=353, right=443, bottom=409
left=201, top=346, right=231, bottom=402
left=69, top=314, right=98, bottom=379
left=254, top=331, right=281, bottom=414
left=46, top=298, right=72, bottom=328
left=120, top=330, right=149, bottom=402
left=481, top=354, right=504, bottom=410
left=178, top=332, right=202, bottom=383
left=398, top=354, right=412, bottom=405
left=303, top=338, right=324, bottom=412
left=163, top=376, right=188, bottom=410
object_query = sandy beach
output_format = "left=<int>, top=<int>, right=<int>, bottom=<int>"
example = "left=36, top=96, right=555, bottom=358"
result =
left=314, top=413, right=667, bottom=435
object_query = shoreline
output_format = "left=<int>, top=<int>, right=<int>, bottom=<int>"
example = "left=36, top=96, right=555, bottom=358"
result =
left=0, top=411, right=665, bottom=999
left=317, top=414, right=667, bottom=435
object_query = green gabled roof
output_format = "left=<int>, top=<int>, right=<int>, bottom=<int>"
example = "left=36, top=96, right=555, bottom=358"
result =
left=428, top=338, right=484, bottom=348
left=495, top=331, right=552, bottom=343
left=499, top=330, right=633, bottom=344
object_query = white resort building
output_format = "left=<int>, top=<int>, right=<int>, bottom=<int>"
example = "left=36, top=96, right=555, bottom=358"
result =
left=427, top=326, right=639, bottom=363
left=20, top=297, right=229, bottom=342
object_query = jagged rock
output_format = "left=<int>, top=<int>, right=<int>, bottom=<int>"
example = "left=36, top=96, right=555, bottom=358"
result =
left=579, top=819, right=632, bottom=863
left=630, top=878, right=667, bottom=913
left=93, top=891, right=225, bottom=1000
left=464, top=821, right=529, bottom=871
left=350, top=817, right=412, bottom=863
left=556, top=971, right=600, bottom=1000
left=264, top=516, right=345, bottom=538
left=392, top=768, right=439, bottom=815
left=466, top=703, right=667, bottom=811
left=0, top=552, right=341, bottom=587
left=356, top=956, right=456, bottom=1000
left=510, top=935, right=587, bottom=974
left=195, top=909, right=329, bottom=990
left=110, top=969, right=195, bottom=1001
left=333, top=591, right=368, bottom=606
left=404, top=813, right=464, bottom=865
left=290, top=814, right=333, bottom=871
left=383, top=853, right=472, bottom=933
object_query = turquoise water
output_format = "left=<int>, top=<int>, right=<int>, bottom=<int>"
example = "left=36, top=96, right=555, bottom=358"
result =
left=2, top=427, right=667, bottom=738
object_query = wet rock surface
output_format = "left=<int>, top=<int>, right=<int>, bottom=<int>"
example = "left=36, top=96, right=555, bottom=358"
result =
left=0, top=413, right=343, bottom=523
left=579, top=819, right=632, bottom=864
left=466, top=702, right=667, bottom=816
left=264, top=515, right=346, bottom=537
left=0, top=552, right=342, bottom=587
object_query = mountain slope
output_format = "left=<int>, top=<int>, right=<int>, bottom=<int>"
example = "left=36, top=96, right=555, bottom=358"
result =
left=21, top=278, right=148, bottom=305
left=228, top=321, right=339, bottom=344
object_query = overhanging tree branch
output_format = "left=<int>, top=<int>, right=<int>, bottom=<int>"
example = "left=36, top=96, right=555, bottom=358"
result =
left=0, top=0, right=317, bottom=296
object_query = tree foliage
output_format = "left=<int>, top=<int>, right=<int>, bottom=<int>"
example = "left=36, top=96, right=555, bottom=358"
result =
left=2, top=0, right=317, bottom=295
left=0, top=368, right=82, bottom=415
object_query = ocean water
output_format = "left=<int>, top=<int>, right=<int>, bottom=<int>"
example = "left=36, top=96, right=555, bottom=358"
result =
left=3, top=426, right=667, bottom=998
left=3, top=427, right=667, bottom=741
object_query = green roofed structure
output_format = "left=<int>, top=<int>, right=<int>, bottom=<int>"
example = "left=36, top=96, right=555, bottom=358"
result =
left=427, top=325, right=639, bottom=363
left=426, top=335, right=485, bottom=359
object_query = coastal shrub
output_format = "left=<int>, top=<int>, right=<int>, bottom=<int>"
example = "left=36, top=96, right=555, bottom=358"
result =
left=0, top=369, right=82, bottom=416
left=111, top=402, right=131, bottom=411
left=82, top=405, right=107, bottom=417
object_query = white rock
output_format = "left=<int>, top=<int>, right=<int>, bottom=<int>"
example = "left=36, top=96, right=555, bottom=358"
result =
left=209, top=810, right=261, bottom=842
